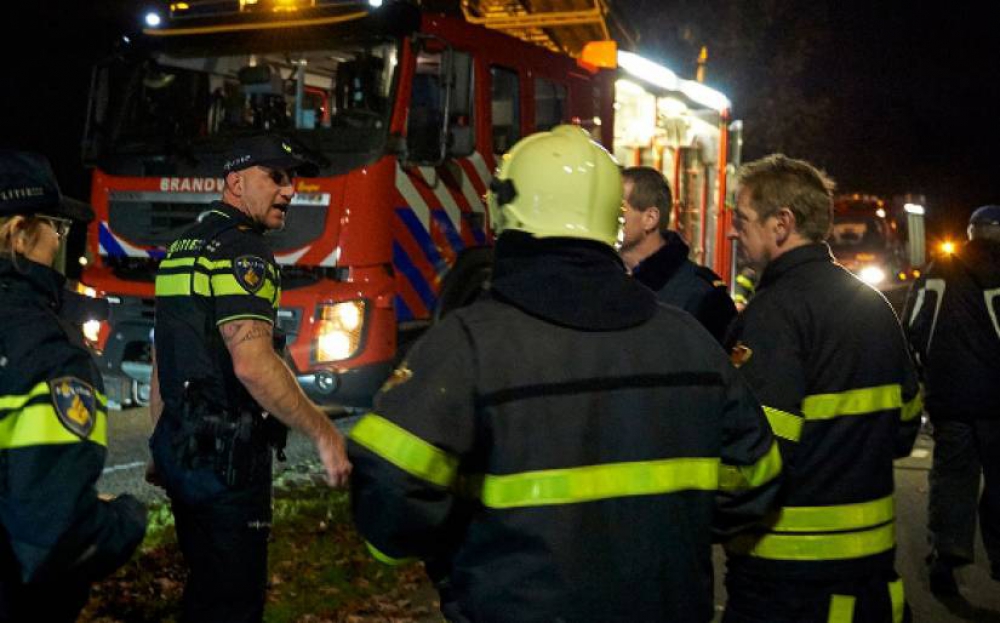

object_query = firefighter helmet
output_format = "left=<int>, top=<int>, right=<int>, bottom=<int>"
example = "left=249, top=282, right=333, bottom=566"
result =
left=487, top=125, right=622, bottom=246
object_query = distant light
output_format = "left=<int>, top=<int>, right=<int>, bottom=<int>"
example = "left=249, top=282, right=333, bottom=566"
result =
left=859, top=265, right=886, bottom=285
left=144, top=11, right=162, bottom=27
left=368, top=0, right=383, bottom=6
left=904, top=203, right=925, bottom=215
left=83, top=320, right=102, bottom=343
left=121, top=35, right=131, bottom=44
left=78, top=256, right=89, bottom=266
left=940, top=241, right=956, bottom=255
left=875, top=208, right=886, bottom=218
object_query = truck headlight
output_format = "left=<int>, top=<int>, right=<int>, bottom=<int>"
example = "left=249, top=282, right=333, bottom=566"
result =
left=314, top=300, right=365, bottom=362
left=859, top=265, right=886, bottom=286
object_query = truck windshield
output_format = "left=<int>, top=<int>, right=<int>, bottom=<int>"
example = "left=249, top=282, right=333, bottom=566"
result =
left=830, top=217, right=887, bottom=251
left=89, top=36, right=398, bottom=166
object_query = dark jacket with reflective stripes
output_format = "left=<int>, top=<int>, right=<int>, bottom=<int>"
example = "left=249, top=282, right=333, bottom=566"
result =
left=631, top=231, right=737, bottom=344
left=349, top=234, right=781, bottom=623
left=903, top=238, right=1000, bottom=420
left=725, top=243, right=921, bottom=581
left=154, top=202, right=281, bottom=414
left=0, top=257, right=146, bottom=587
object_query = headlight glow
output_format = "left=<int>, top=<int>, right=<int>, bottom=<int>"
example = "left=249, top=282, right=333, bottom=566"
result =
left=315, top=300, right=365, bottom=362
left=859, top=265, right=886, bottom=285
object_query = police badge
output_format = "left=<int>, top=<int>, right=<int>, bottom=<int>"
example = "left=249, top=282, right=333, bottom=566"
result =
left=48, top=377, right=97, bottom=439
left=234, top=255, right=268, bottom=294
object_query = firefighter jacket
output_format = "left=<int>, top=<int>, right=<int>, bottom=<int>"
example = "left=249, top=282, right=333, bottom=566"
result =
left=349, top=232, right=783, bottom=623
left=154, top=201, right=281, bottom=415
left=725, top=243, right=921, bottom=582
left=631, top=230, right=736, bottom=344
left=0, top=256, right=147, bottom=586
left=903, top=238, right=1000, bottom=420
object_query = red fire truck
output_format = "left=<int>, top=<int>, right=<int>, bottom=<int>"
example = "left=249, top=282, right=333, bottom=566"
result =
left=80, top=0, right=738, bottom=409
left=830, top=194, right=926, bottom=290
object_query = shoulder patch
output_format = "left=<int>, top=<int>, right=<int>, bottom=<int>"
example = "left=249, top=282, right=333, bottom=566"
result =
left=233, top=255, right=268, bottom=294
left=729, top=342, right=753, bottom=368
left=48, top=377, right=97, bottom=439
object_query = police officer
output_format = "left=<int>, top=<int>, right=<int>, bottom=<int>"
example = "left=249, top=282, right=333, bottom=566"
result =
left=903, top=205, right=1000, bottom=595
left=0, top=150, right=147, bottom=622
left=348, top=126, right=783, bottom=623
left=724, top=154, right=921, bottom=623
left=149, top=135, right=351, bottom=622
left=619, top=165, right=736, bottom=343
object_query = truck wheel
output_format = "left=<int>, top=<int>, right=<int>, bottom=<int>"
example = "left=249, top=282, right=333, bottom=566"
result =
left=432, top=246, right=493, bottom=323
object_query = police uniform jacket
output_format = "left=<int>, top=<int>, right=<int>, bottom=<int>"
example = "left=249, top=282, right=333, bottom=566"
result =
left=903, top=238, right=1000, bottom=420
left=631, top=231, right=736, bottom=344
left=0, top=256, right=146, bottom=586
left=154, top=201, right=281, bottom=415
left=725, top=243, right=921, bottom=582
left=349, top=233, right=783, bottom=623
left=152, top=202, right=281, bottom=499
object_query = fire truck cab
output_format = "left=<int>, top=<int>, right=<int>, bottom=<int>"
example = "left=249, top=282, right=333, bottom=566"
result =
left=80, top=0, right=736, bottom=410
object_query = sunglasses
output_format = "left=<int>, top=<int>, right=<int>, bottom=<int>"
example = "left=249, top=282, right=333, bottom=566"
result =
left=37, top=214, right=72, bottom=238
left=263, top=168, right=296, bottom=186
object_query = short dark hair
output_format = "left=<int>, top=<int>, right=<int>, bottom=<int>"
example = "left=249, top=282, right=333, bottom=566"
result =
left=622, top=166, right=672, bottom=230
left=738, top=154, right=836, bottom=242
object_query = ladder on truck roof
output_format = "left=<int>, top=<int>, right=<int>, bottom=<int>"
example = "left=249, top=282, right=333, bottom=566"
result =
left=459, top=0, right=634, bottom=56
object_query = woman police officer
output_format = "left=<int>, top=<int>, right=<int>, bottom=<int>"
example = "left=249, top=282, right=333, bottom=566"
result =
left=0, top=150, right=146, bottom=622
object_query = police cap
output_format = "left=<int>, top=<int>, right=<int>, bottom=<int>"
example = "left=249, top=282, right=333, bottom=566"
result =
left=969, top=205, right=1000, bottom=227
left=0, top=150, right=94, bottom=222
left=222, top=135, right=319, bottom=177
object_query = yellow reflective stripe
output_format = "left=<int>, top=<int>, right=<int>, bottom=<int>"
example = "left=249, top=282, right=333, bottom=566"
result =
left=736, top=275, right=756, bottom=291
left=349, top=414, right=458, bottom=488
left=772, top=495, right=894, bottom=532
left=481, top=457, right=720, bottom=509
left=365, top=541, right=415, bottom=566
left=155, top=272, right=211, bottom=297
left=210, top=273, right=277, bottom=301
left=889, top=578, right=905, bottom=623
left=802, top=384, right=902, bottom=420
left=726, top=522, right=895, bottom=561
left=158, top=256, right=234, bottom=271
left=763, top=406, right=803, bottom=442
left=901, top=393, right=923, bottom=422
left=0, top=403, right=108, bottom=449
left=828, top=594, right=855, bottom=623
left=720, top=441, right=782, bottom=491
left=0, top=382, right=50, bottom=411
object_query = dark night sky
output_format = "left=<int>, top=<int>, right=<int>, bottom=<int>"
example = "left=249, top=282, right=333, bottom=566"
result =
left=3, top=1, right=998, bottom=239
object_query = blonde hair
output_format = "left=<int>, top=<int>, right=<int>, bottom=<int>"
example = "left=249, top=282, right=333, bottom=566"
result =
left=0, top=215, right=45, bottom=266
left=738, top=154, right=836, bottom=242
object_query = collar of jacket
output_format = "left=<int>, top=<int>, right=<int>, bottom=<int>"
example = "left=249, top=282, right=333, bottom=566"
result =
left=212, top=200, right=265, bottom=234
left=631, top=230, right=690, bottom=291
left=0, top=255, right=65, bottom=309
left=489, top=231, right=658, bottom=331
left=757, top=242, right=834, bottom=289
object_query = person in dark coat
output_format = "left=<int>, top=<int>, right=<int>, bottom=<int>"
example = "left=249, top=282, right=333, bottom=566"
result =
left=349, top=126, right=783, bottom=623
left=724, top=154, right=920, bottom=623
left=0, top=150, right=147, bottom=622
left=903, top=204, right=1000, bottom=595
left=619, top=166, right=736, bottom=343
